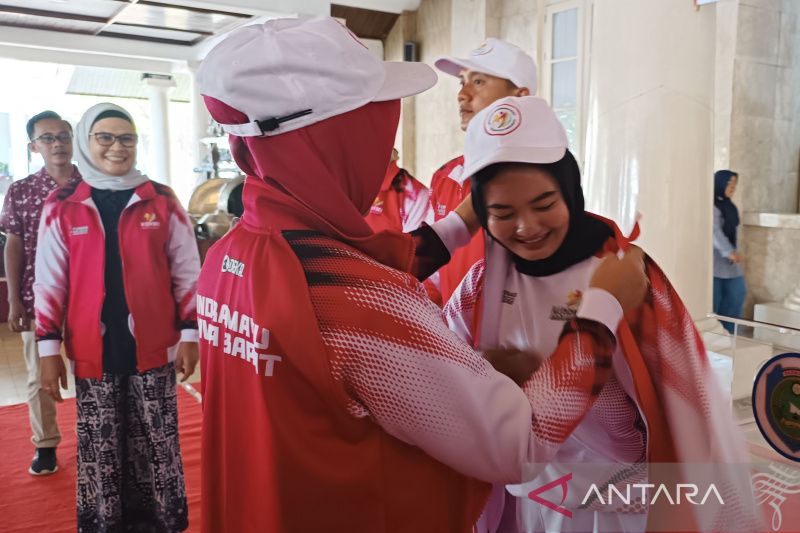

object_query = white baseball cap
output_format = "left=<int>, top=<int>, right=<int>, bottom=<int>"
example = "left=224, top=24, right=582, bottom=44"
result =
left=435, top=38, right=538, bottom=93
left=197, top=17, right=437, bottom=137
left=462, top=96, right=568, bottom=179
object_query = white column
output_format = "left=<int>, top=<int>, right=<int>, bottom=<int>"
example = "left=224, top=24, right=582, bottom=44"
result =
left=582, top=0, right=717, bottom=318
left=9, top=111, right=31, bottom=178
left=188, top=61, right=211, bottom=186
left=142, top=73, right=176, bottom=185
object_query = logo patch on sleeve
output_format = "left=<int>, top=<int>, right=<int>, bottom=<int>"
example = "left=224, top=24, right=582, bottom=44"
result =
left=221, top=255, right=245, bottom=278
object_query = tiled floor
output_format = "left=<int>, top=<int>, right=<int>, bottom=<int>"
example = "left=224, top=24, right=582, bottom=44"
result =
left=0, top=327, right=200, bottom=407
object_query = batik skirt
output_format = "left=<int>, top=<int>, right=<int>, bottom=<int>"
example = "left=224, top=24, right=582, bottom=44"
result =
left=75, top=363, right=188, bottom=532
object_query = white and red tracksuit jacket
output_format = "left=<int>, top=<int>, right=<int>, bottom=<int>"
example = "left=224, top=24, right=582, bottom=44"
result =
left=445, top=222, right=762, bottom=533
left=34, top=180, right=200, bottom=379
left=365, top=163, right=433, bottom=234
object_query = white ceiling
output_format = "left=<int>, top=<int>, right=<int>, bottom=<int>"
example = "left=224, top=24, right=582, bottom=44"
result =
left=0, top=0, right=417, bottom=73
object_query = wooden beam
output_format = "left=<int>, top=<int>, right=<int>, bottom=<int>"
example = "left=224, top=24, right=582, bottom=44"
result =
left=0, top=42, right=180, bottom=74
left=113, top=22, right=214, bottom=37
left=0, top=23, right=198, bottom=62
left=0, top=5, right=107, bottom=24
left=0, top=21, right=94, bottom=36
left=99, top=31, right=199, bottom=47
left=95, top=0, right=141, bottom=36
left=139, top=0, right=251, bottom=19
left=331, top=4, right=398, bottom=41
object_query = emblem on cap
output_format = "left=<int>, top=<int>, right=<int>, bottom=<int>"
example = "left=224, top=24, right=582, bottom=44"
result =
left=472, top=41, right=493, bottom=56
left=753, top=353, right=800, bottom=461
left=485, top=103, right=522, bottom=136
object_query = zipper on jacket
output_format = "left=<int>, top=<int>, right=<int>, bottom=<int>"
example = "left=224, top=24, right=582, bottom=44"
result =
left=118, top=195, right=145, bottom=371
left=84, top=198, right=107, bottom=352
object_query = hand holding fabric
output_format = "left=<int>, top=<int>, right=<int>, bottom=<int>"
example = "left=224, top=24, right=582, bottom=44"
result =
left=590, top=246, right=647, bottom=312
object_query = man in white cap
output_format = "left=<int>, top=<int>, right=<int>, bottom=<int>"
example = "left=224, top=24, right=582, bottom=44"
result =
left=195, top=17, right=646, bottom=533
left=431, top=39, right=538, bottom=304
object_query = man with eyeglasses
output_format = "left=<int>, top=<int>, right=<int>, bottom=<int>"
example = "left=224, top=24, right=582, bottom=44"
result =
left=0, top=110, right=81, bottom=476
left=428, top=40, right=537, bottom=305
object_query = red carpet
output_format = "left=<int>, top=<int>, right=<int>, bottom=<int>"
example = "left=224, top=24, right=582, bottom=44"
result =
left=0, top=387, right=202, bottom=532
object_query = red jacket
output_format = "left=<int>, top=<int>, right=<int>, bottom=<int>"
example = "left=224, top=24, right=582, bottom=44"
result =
left=430, top=155, right=485, bottom=303
left=196, top=100, right=623, bottom=533
left=197, top=177, right=491, bottom=532
left=34, top=180, right=200, bottom=379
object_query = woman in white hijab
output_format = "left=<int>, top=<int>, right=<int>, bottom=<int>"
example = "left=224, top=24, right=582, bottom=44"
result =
left=35, top=102, right=201, bottom=532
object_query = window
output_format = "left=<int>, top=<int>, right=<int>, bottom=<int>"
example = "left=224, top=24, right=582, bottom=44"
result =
left=542, top=0, right=590, bottom=163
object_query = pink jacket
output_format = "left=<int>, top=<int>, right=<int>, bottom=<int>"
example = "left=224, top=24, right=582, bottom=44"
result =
left=34, top=180, right=200, bottom=378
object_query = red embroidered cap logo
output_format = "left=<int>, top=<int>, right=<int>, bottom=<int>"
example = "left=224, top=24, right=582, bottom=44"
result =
left=484, top=103, right=522, bottom=136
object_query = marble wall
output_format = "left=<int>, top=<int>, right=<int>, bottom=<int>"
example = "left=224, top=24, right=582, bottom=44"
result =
left=386, top=0, right=542, bottom=185
left=728, top=0, right=800, bottom=316
left=412, top=0, right=458, bottom=185
left=498, top=0, right=539, bottom=60
left=741, top=215, right=800, bottom=306
left=730, top=0, right=800, bottom=213
left=385, top=0, right=800, bottom=319
left=582, top=0, right=717, bottom=318
left=385, top=11, right=419, bottom=176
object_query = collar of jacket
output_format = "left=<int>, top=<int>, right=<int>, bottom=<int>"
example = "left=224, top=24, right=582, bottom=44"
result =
left=65, top=179, right=155, bottom=204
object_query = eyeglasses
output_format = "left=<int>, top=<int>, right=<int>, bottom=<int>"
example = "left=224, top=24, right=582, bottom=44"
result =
left=90, top=132, right=138, bottom=148
left=32, top=132, right=73, bottom=144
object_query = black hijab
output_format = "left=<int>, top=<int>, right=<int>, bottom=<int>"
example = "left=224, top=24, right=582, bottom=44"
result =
left=714, top=170, right=739, bottom=247
left=472, top=150, right=613, bottom=277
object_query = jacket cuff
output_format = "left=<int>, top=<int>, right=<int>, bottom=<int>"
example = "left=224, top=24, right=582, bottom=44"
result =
left=430, top=211, right=472, bottom=256
left=37, top=340, right=62, bottom=357
left=180, top=329, right=199, bottom=342
left=577, top=288, right=624, bottom=338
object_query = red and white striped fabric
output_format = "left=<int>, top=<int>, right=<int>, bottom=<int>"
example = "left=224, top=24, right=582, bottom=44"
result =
left=445, top=219, right=763, bottom=533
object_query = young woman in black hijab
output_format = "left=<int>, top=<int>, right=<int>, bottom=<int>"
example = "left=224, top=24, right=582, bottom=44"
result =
left=445, top=96, right=761, bottom=533
left=712, top=170, right=745, bottom=333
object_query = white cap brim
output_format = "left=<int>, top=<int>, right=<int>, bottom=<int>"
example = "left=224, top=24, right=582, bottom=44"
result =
left=462, top=146, right=567, bottom=181
left=374, top=61, right=438, bottom=101
left=434, top=56, right=508, bottom=81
